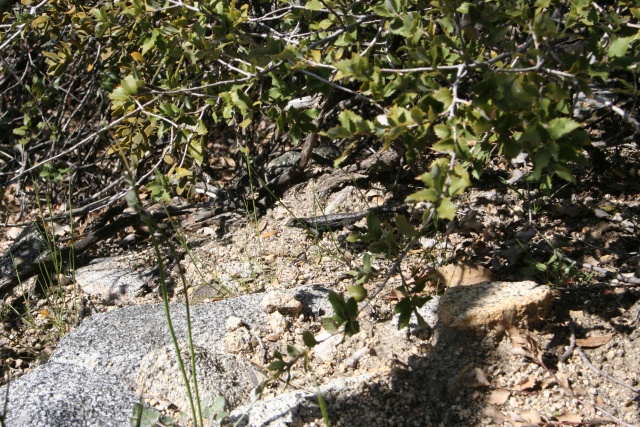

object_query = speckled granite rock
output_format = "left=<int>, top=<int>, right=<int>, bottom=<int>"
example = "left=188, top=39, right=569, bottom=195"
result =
left=0, top=286, right=333, bottom=427
left=0, top=363, right=138, bottom=427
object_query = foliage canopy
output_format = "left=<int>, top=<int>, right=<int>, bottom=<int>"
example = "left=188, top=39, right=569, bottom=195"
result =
left=1, top=0, right=638, bottom=215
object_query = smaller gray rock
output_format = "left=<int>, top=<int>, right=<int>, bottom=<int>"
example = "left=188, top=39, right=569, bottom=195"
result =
left=75, top=256, right=153, bottom=302
left=313, top=332, right=343, bottom=362
left=225, top=326, right=255, bottom=354
left=226, top=315, right=245, bottom=331
left=260, top=291, right=303, bottom=316
left=0, top=223, right=48, bottom=279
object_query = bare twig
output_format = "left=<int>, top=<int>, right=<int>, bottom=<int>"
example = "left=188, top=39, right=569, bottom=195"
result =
left=541, top=246, right=640, bottom=286
left=577, top=346, right=640, bottom=394
left=7, top=98, right=159, bottom=182
left=558, top=320, right=576, bottom=363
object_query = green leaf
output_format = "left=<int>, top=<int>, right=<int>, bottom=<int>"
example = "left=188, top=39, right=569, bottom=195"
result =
left=608, top=36, right=634, bottom=58
left=267, top=360, right=287, bottom=371
left=12, top=126, right=28, bottom=136
left=390, top=13, right=419, bottom=38
left=303, top=331, right=317, bottom=347
left=373, top=5, right=395, bottom=17
left=121, top=75, right=143, bottom=96
left=405, top=188, right=438, bottom=203
left=345, top=297, right=358, bottom=317
left=384, top=0, right=400, bottom=15
left=432, top=88, right=452, bottom=109
left=141, top=29, right=159, bottom=55
left=130, top=403, right=165, bottom=426
left=325, top=126, right=352, bottom=139
left=286, top=345, right=299, bottom=358
left=397, top=307, right=412, bottom=330
left=328, top=291, right=347, bottom=320
left=322, top=317, right=339, bottom=333
left=547, top=118, right=581, bottom=140
left=395, top=215, right=418, bottom=237
left=394, top=298, right=413, bottom=329
left=345, top=319, right=360, bottom=336
left=231, top=89, right=253, bottom=116
left=436, top=197, right=457, bottom=220
left=212, top=395, right=226, bottom=413
left=347, top=284, right=368, bottom=302
left=433, top=138, right=455, bottom=152
left=448, top=166, right=470, bottom=196
left=366, top=212, right=382, bottom=239
left=305, top=0, right=324, bottom=10
left=433, top=124, right=450, bottom=139
left=456, top=2, right=472, bottom=13
left=552, top=164, right=575, bottom=182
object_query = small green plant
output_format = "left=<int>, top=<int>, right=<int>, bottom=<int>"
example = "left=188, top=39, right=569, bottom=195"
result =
left=521, top=250, right=592, bottom=286
left=347, top=212, right=401, bottom=257
left=38, top=163, right=70, bottom=184
left=33, top=178, right=80, bottom=338
left=321, top=287, right=368, bottom=337
left=347, top=253, right=377, bottom=286
left=393, top=277, right=432, bottom=330
left=131, top=402, right=179, bottom=427
left=262, top=343, right=331, bottom=427
left=200, top=396, right=228, bottom=426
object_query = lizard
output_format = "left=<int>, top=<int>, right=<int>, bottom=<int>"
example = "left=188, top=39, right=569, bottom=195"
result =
left=286, top=205, right=404, bottom=233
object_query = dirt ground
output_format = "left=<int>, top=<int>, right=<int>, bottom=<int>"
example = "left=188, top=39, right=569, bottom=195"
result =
left=1, top=138, right=639, bottom=426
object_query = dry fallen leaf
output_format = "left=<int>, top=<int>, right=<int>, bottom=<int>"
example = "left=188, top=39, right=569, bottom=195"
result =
left=554, top=372, right=573, bottom=395
left=488, top=389, right=511, bottom=405
left=507, top=411, right=525, bottom=423
left=572, top=384, right=587, bottom=396
left=581, top=255, right=600, bottom=266
left=221, top=156, right=236, bottom=168
left=515, top=376, right=537, bottom=391
left=556, top=411, right=581, bottom=423
left=382, top=288, right=406, bottom=301
left=520, top=409, right=542, bottom=423
left=261, top=230, right=278, bottom=238
left=508, top=326, right=527, bottom=346
left=5, top=226, right=22, bottom=240
left=576, top=334, right=614, bottom=348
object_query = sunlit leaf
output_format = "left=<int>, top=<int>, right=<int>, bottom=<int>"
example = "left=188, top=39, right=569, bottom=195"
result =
left=547, top=118, right=581, bottom=140
left=437, top=197, right=457, bottom=220
left=347, top=284, right=367, bottom=302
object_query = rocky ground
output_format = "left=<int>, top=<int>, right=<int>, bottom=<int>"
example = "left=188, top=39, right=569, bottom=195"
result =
left=1, top=140, right=639, bottom=426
